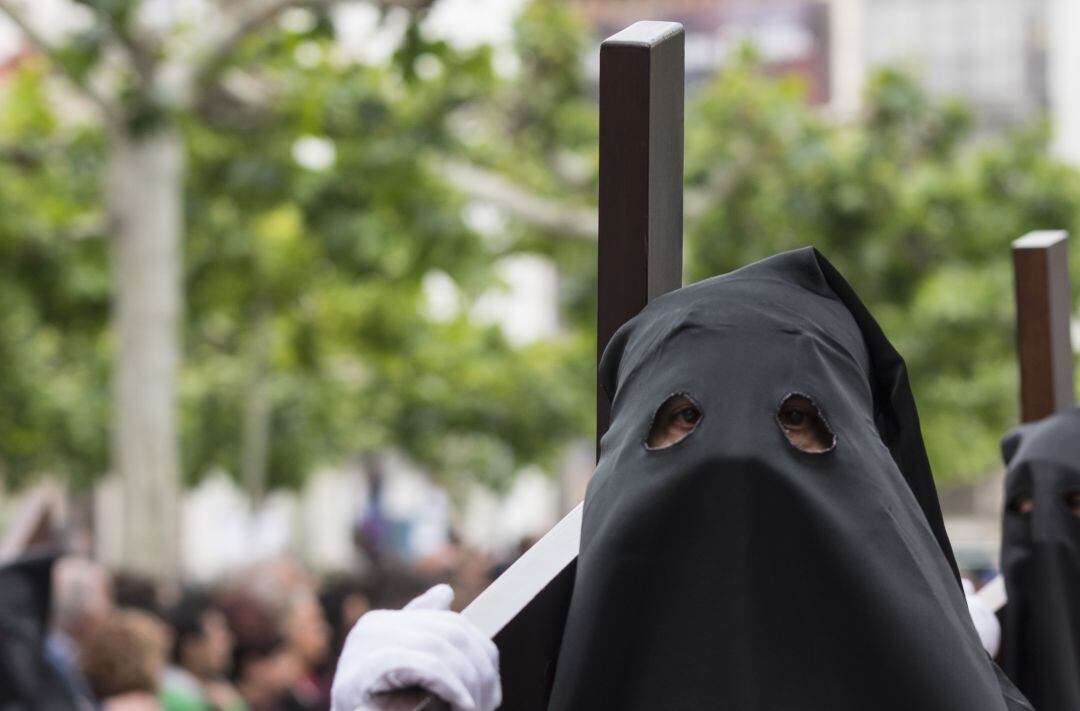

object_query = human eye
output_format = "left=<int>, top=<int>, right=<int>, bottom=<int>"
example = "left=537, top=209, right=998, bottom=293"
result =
left=646, top=393, right=702, bottom=450
left=776, top=393, right=835, bottom=454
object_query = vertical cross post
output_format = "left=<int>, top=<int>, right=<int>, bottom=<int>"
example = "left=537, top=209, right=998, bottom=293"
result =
left=1012, top=231, right=1075, bottom=422
left=364, top=21, right=686, bottom=711
left=597, top=21, right=685, bottom=443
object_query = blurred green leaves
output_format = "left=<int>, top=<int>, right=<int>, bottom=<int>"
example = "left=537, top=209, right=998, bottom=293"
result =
left=4, top=1, right=1080, bottom=494
left=177, top=5, right=591, bottom=491
left=0, top=2, right=593, bottom=494
left=685, top=55, right=1080, bottom=482
left=0, top=62, right=109, bottom=488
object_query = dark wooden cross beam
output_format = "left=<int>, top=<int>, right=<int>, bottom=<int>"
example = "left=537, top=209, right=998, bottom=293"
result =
left=365, top=20, right=685, bottom=711
left=977, top=230, right=1075, bottom=613
left=1012, top=230, right=1075, bottom=423
left=596, top=21, right=685, bottom=441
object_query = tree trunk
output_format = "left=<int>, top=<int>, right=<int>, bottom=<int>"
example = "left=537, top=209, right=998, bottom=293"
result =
left=106, top=127, right=184, bottom=580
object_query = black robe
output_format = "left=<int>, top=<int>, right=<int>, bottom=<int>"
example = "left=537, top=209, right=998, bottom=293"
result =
left=548, top=248, right=1029, bottom=710
left=1001, top=406, right=1080, bottom=711
left=0, top=551, right=80, bottom=711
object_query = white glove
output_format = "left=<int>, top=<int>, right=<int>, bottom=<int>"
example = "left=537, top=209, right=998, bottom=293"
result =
left=330, top=584, right=501, bottom=711
left=963, top=578, right=1001, bottom=657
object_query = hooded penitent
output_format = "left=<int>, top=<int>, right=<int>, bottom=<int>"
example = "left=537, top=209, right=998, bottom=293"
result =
left=548, top=248, right=1029, bottom=710
left=0, top=551, right=80, bottom=710
left=1001, top=406, right=1080, bottom=711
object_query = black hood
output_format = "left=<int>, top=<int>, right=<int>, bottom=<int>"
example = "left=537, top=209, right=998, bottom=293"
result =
left=0, top=551, right=79, bottom=710
left=548, top=247, right=1028, bottom=710
left=1001, top=406, right=1080, bottom=710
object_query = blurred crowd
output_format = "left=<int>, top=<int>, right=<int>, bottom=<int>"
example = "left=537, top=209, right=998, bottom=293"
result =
left=40, top=534, right=521, bottom=711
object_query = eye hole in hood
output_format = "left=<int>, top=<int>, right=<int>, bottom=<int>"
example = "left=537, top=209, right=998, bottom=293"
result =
left=777, top=393, right=836, bottom=454
left=645, top=393, right=702, bottom=451
left=1066, top=492, right=1080, bottom=516
left=1009, top=494, right=1034, bottom=515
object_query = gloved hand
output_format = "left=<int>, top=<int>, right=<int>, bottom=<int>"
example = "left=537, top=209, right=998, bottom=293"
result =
left=963, top=578, right=1001, bottom=657
left=330, top=584, right=501, bottom=711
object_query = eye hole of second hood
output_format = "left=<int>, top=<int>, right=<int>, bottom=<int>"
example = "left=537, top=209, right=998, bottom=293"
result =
left=646, top=393, right=702, bottom=450
left=1064, top=492, right=1080, bottom=516
left=776, top=393, right=836, bottom=454
left=1008, top=494, right=1034, bottom=515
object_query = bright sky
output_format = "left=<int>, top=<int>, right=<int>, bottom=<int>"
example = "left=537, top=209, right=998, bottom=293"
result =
left=0, top=0, right=527, bottom=65
left=424, top=0, right=525, bottom=48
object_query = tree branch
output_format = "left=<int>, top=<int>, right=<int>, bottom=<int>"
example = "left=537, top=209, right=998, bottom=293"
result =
left=439, top=162, right=712, bottom=240
left=192, top=0, right=437, bottom=105
left=441, top=160, right=598, bottom=241
left=0, top=0, right=116, bottom=122
left=193, top=0, right=335, bottom=101
left=101, top=16, right=157, bottom=95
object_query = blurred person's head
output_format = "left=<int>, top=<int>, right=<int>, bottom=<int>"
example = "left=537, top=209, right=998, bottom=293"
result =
left=167, top=590, right=234, bottom=679
left=80, top=609, right=169, bottom=702
left=52, top=556, right=114, bottom=642
left=218, top=592, right=299, bottom=706
left=452, top=549, right=495, bottom=609
left=371, top=565, right=431, bottom=610
left=233, top=631, right=297, bottom=707
left=112, top=570, right=162, bottom=616
left=235, top=557, right=315, bottom=616
left=319, top=574, right=375, bottom=655
left=283, top=592, right=330, bottom=671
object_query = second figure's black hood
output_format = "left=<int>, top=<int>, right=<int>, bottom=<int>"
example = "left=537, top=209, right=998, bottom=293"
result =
left=0, top=551, right=80, bottom=710
left=1001, top=406, right=1080, bottom=711
left=548, top=247, right=1029, bottom=710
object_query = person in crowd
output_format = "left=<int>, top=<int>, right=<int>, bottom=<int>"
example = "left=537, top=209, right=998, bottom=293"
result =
left=161, top=590, right=246, bottom=711
left=999, top=406, right=1080, bottom=710
left=280, top=591, right=332, bottom=710
left=113, top=569, right=167, bottom=616
left=329, top=248, right=1032, bottom=711
left=220, top=592, right=300, bottom=711
left=0, top=552, right=84, bottom=710
left=47, top=555, right=115, bottom=707
left=367, top=565, right=433, bottom=611
left=81, top=608, right=170, bottom=710
left=319, top=574, right=375, bottom=662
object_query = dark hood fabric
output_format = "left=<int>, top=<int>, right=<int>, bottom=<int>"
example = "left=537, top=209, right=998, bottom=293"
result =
left=0, top=551, right=80, bottom=711
left=548, top=247, right=1029, bottom=710
left=1001, top=406, right=1080, bottom=711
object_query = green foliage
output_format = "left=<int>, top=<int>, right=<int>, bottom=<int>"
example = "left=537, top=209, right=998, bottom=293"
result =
left=5, top=0, right=1080, bottom=494
left=0, top=62, right=110, bottom=488
left=0, top=3, right=592, bottom=493
left=175, top=12, right=590, bottom=491
left=685, top=56, right=1080, bottom=482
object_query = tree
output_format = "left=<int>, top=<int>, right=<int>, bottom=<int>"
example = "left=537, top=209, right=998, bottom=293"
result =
left=684, top=55, right=1080, bottom=482
left=0, top=0, right=593, bottom=577
left=179, top=13, right=591, bottom=493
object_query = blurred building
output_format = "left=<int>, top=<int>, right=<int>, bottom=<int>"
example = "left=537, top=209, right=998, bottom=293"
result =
left=576, top=0, right=832, bottom=102
left=571, top=0, right=1061, bottom=132
left=1045, top=0, right=1080, bottom=164
left=834, top=0, right=1048, bottom=126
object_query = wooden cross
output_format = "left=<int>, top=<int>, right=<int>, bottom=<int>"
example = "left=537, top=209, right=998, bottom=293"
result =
left=977, top=230, right=1075, bottom=613
left=366, top=20, right=686, bottom=711
left=1012, top=230, right=1075, bottom=423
